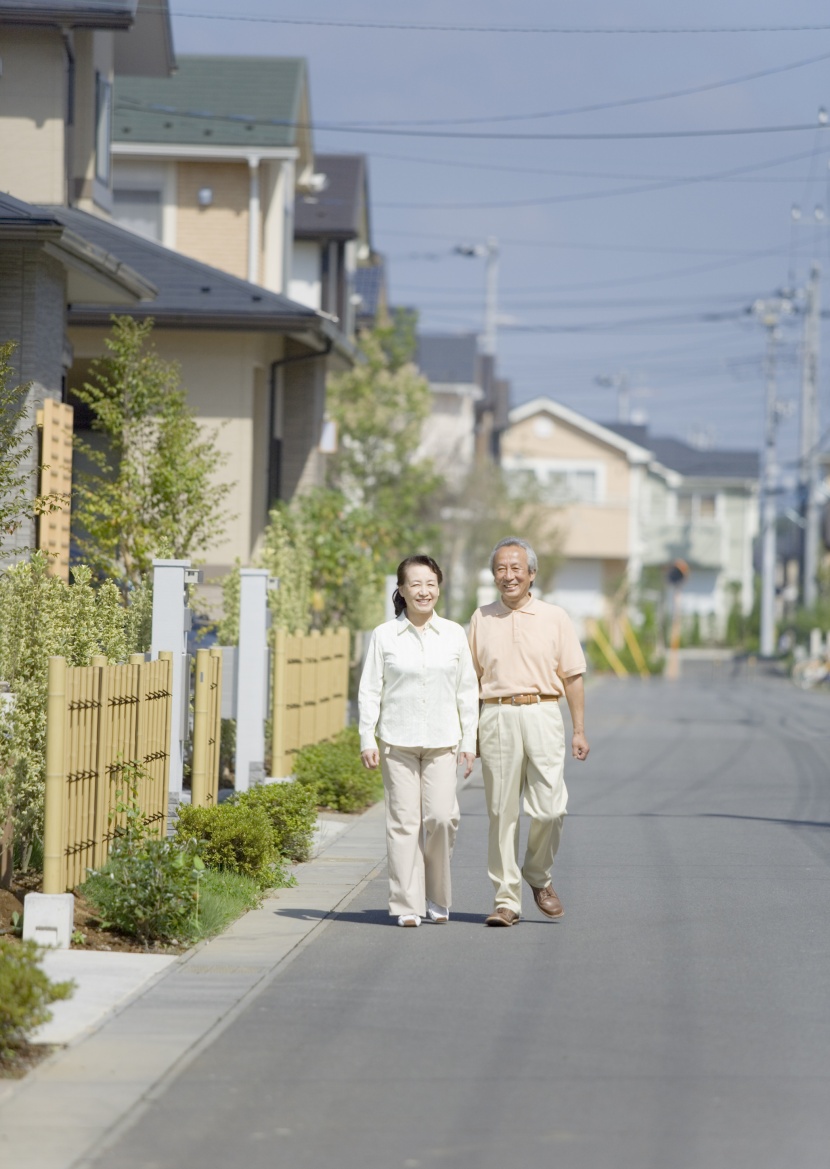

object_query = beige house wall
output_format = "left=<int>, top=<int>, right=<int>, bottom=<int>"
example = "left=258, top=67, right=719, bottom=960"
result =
left=556, top=504, right=631, bottom=559
left=68, top=326, right=287, bottom=570
left=0, top=28, right=66, bottom=204
left=503, top=413, right=631, bottom=503
left=175, top=161, right=253, bottom=282
left=71, top=30, right=114, bottom=211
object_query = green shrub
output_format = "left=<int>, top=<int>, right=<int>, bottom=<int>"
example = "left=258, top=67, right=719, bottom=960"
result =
left=0, top=938, right=74, bottom=1058
left=294, top=726, right=383, bottom=813
left=82, top=836, right=204, bottom=946
left=238, top=781, right=318, bottom=861
left=191, top=869, right=262, bottom=941
left=175, top=802, right=291, bottom=888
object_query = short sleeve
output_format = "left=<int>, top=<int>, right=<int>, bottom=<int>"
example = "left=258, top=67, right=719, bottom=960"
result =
left=556, top=612, right=587, bottom=679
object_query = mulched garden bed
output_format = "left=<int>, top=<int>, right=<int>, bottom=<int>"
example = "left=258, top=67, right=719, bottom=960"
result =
left=0, top=874, right=179, bottom=954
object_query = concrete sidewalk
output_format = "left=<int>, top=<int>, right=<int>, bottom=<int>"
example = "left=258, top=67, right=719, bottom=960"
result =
left=0, top=800, right=391, bottom=1169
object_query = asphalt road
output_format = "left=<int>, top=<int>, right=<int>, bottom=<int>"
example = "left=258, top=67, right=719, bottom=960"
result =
left=95, top=673, right=830, bottom=1169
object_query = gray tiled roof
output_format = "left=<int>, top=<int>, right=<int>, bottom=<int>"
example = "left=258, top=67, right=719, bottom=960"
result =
left=49, top=207, right=326, bottom=331
left=114, top=56, right=306, bottom=149
left=603, top=422, right=759, bottom=479
left=294, top=155, right=367, bottom=240
left=416, top=333, right=480, bottom=384
left=0, top=191, right=64, bottom=228
left=0, top=0, right=136, bottom=26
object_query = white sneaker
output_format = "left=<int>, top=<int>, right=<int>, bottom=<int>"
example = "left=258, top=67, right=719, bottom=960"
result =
left=427, top=901, right=449, bottom=924
left=397, top=914, right=421, bottom=927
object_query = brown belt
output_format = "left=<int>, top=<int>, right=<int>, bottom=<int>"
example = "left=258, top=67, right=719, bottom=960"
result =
left=483, top=694, right=559, bottom=706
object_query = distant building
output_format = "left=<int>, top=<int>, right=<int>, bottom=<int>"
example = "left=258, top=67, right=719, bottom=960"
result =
left=500, top=398, right=759, bottom=636
left=415, top=334, right=483, bottom=487
left=291, top=153, right=373, bottom=340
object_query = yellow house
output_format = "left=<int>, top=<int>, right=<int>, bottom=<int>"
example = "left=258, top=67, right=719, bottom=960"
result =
left=501, top=398, right=759, bottom=635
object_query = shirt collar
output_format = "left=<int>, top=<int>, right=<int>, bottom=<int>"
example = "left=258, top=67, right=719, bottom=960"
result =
left=396, top=611, right=441, bottom=634
left=496, top=595, right=537, bottom=616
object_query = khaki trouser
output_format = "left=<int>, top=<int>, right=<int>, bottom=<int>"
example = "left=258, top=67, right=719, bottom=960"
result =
left=379, top=742, right=460, bottom=917
left=478, top=701, right=567, bottom=915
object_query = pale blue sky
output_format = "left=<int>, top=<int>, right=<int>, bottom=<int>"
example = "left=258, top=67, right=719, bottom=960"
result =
left=169, top=0, right=830, bottom=469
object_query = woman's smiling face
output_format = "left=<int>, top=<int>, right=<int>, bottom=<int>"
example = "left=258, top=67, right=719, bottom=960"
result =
left=399, top=566, right=440, bottom=616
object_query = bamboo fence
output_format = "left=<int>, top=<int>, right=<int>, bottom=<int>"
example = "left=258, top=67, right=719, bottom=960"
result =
left=190, top=647, right=223, bottom=808
left=271, top=627, right=349, bottom=778
left=43, top=653, right=174, bottom=894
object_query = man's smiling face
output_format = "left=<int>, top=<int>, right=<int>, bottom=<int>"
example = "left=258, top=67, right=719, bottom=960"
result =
left=493, top=545, right=535, bottom=609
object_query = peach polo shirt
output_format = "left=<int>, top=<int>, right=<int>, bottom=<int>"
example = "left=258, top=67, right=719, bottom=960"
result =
left=468, top=596, right=587, bottom=700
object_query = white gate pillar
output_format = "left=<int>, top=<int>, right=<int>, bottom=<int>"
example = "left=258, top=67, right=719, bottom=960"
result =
left=150, top=559, right=193, bottom=809
left=235, top=569, right=270, bottom=791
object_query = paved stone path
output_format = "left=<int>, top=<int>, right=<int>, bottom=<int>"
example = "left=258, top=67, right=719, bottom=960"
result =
left=81, top=672, right=830, bottom=1169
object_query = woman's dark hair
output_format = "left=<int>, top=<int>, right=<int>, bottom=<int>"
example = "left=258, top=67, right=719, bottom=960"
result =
left=392, top=555, right=443, bottom=617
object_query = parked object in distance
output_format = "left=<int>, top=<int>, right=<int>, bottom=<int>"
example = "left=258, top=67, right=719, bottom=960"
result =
left=790, top=656, right=830, bottom=690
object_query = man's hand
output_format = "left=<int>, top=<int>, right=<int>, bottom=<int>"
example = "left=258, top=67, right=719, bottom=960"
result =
left=458, top=751, right=475, bottom=778
left=562, top=674, right=589, bottom=761
left=361, top=748, right=379, bottom=770
left=572, top=731, right=590, bottom=761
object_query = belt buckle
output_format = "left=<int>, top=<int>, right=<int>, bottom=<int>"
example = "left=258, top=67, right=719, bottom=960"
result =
left=510, top=695, right=518, bottom=706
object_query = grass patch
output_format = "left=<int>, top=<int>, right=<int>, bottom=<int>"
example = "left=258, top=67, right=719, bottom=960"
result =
left=191, top=870, right=262, bottom=941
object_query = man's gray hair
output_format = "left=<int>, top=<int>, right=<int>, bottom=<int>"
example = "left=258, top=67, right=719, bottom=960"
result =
left=489, top=537, right=538, bottom=575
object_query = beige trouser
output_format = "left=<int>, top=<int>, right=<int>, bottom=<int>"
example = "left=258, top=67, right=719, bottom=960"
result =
left=478, top=701, right=568, bottom=915
left=379, top=742, right=460, bottom=917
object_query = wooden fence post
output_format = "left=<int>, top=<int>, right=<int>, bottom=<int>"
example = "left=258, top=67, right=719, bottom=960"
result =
left=191, top=648, right=210, bottom=808
left=43, top=656, right=67, bottom=895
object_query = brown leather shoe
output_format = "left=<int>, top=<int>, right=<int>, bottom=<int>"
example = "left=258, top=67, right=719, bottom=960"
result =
left=530, top=885, right=564, bottom=919
left=485, top=907, right=521, bottom=927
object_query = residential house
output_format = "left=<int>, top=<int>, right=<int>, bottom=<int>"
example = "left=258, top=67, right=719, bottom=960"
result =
left=500, top=398, right=759, bottom=636
left=290, top=153, right=373, bottom=340
left=0, top=6, right=354, bottom=586
left=0, top=0, right=175, bottom=210
left=112, top=56, right=314, bottom=293
left=0, top=191, right=153, bottom=572
left=415, top=334, right=483, bottom=488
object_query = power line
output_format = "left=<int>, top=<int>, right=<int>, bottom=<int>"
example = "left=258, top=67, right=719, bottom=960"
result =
left=381, top=230, right=789, bottom=258
left=369, top=147, right=821, bottom=184
left=374, top=149, right=830, bottom=210
left=159, top=10, right=830, bottom=35
left=115, top=99, right=830, bottom=143
left=337, top=50, right=830, bottom=127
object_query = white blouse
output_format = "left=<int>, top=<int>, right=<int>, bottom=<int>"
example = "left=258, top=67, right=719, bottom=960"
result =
left=358, top=612, right=479, bottom=754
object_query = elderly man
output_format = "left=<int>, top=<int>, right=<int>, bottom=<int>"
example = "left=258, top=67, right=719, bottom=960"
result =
left=469, top=537, right=589, bottom=927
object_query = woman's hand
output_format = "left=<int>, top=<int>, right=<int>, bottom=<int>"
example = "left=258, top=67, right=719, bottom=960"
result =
left=458, top=751, right=475, bottom=779
left=361, top=748, right=380, bottom=770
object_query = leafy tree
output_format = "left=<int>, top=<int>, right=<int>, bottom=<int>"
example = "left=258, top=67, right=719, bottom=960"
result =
left=72, top=317, right=234, bottom=593
left=0, top=554, right=152, bottom=866
left=438, top=463, right=563, bottom=621
left=218, top=489, right=389, bottom=640
left=325, top=329, right=442, bottom=555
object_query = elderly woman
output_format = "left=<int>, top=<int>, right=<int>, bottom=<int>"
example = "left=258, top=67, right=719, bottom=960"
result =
left=359, top=555, right=479, bottom=927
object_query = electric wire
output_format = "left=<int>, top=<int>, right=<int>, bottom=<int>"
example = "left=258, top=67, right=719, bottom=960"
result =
left=114, top=98, right=830, bottom=142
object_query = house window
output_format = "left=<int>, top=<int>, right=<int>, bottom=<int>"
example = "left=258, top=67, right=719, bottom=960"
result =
left=95, top=74, right=112, bottom=186
left=112, top=188, right=163, bottom=241
left=677, top=494, right=693, bottom=519
left=698, top=494, right=717, bottom=518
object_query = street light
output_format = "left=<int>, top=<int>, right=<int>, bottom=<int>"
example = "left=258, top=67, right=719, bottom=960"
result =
left=454, top=237, right=499, bottom=357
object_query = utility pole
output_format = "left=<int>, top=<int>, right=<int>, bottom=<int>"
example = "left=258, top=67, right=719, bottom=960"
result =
left=799, top=263, right=822, bottom=608
left=752, top=296, right=793, bottom=657
left=595, top=371, right=631, bottom=423
left=454, top=237, right=499, bottom=357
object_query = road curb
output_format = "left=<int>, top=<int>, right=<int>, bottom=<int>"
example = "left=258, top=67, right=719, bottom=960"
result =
left=0, top=800, right=389, bottom=1169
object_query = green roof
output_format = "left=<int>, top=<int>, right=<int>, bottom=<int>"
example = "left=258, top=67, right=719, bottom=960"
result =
left=114, top=56, right=307, bottom=149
